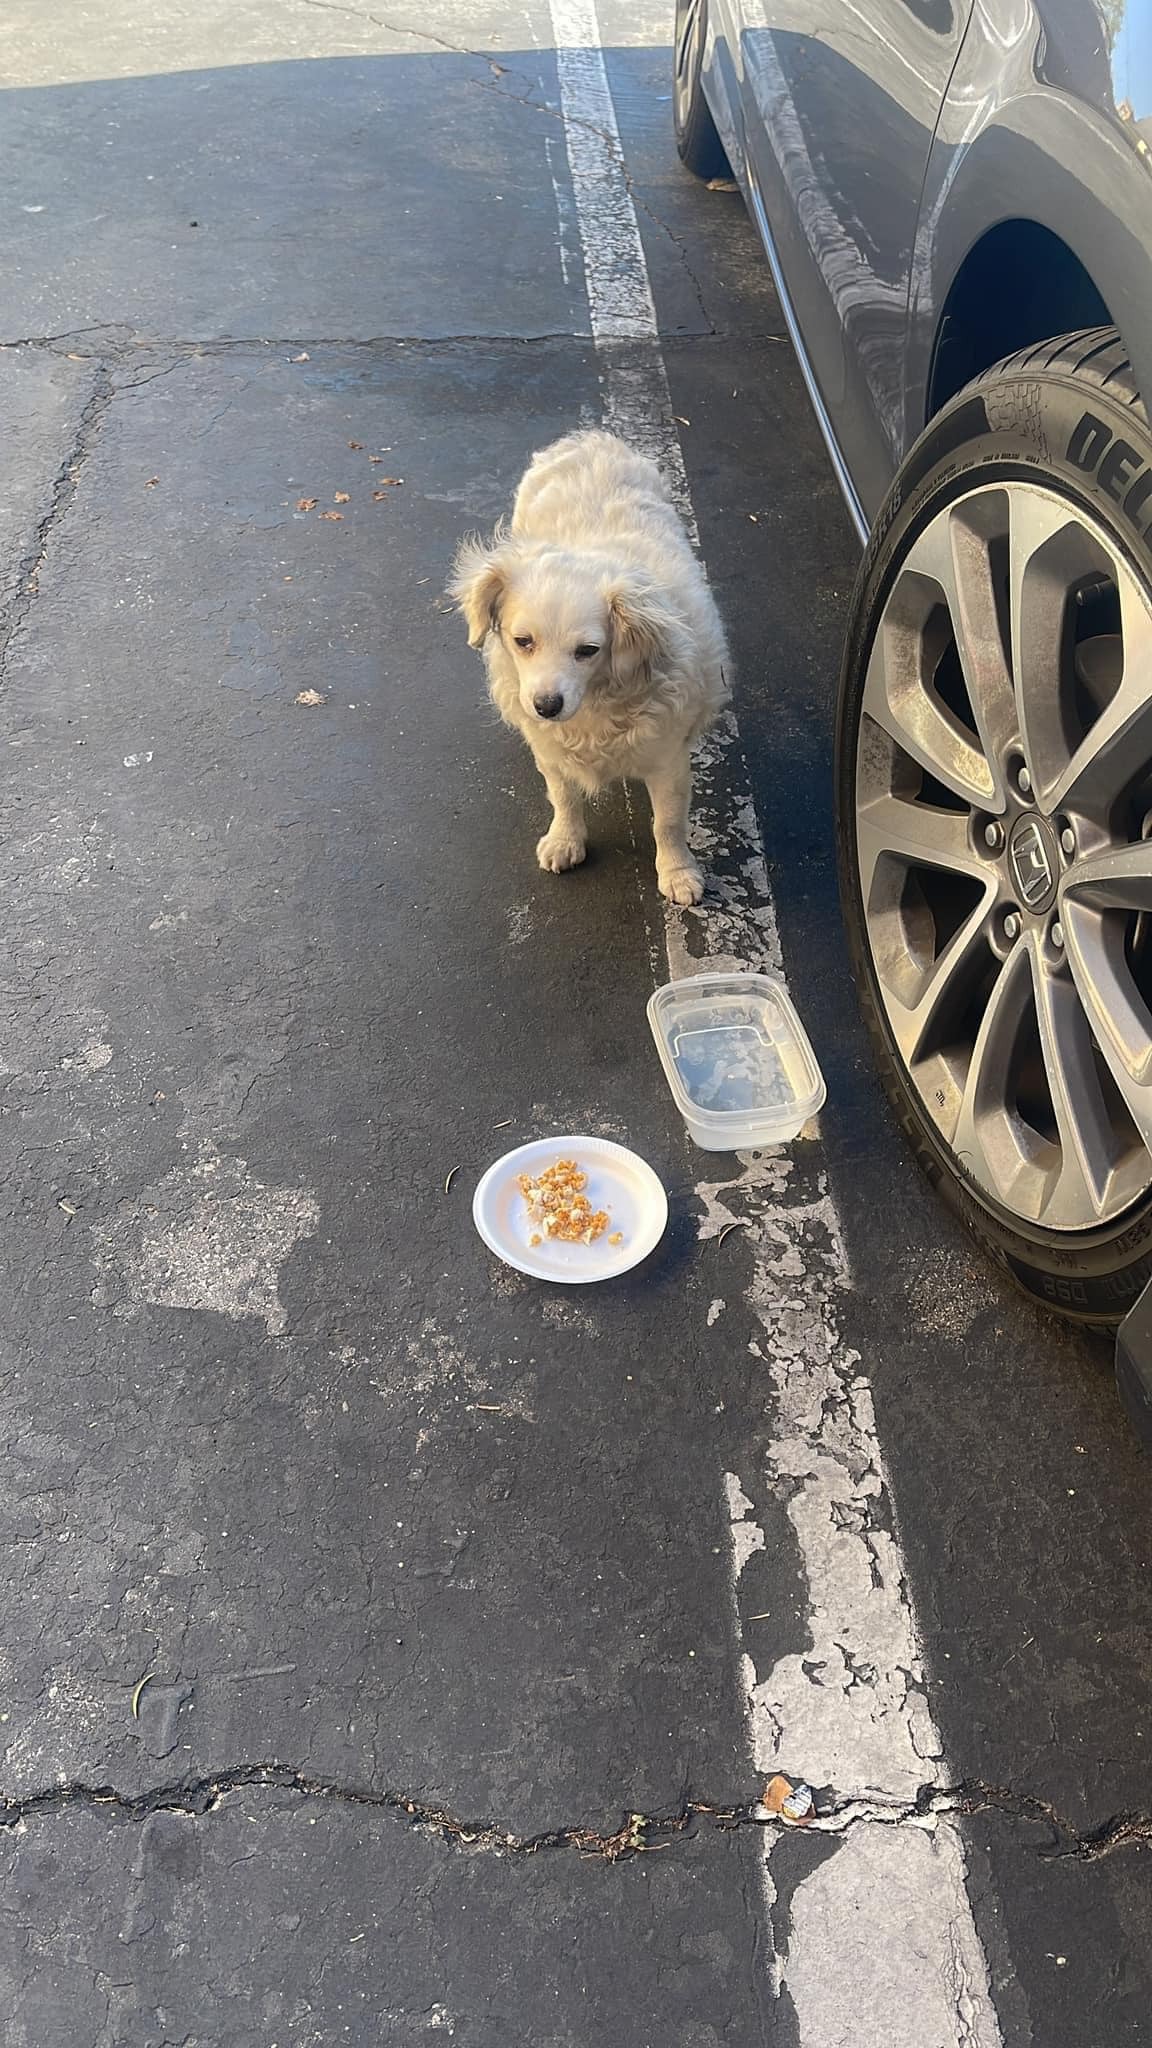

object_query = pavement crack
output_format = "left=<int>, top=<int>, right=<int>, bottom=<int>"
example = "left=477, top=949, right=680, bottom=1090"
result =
left=297, top=0, right=528, bottom=80
left=0, top=1765, right=749, bottom=1859
left=807, top=1782, right=1152, bottom=1864
left=0, top=362, right=113, bottom=684
left=4, top=1765, right=1150, bottom=1865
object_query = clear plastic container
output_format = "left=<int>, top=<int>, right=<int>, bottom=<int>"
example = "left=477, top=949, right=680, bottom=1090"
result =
left=647, top=972, right=826, bottom=1151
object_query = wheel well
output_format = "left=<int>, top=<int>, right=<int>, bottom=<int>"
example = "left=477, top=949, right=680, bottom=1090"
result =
left=927, top=221, right=1110, bottom=418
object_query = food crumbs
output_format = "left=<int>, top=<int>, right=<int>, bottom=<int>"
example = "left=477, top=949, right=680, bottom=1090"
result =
left=333, top=490, right=350, bottom=504
left=319, top=509, right=344, bottom=521
left=296, top=496, right=317, bottom=511
left=518, top=1158, right=611, bottom=1245
left=529, top=1233, right=542, bottom=1248
left=348, top=440, right=363, bottom=449
left=608, top=1231, right=623, bottom=1246
left=295, top=689, right=327, bottom=706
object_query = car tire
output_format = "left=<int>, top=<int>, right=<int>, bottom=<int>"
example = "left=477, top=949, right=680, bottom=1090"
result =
left=673, top=0, right=730, bottom=181
left=836, top=327, right=1152, bottom=1327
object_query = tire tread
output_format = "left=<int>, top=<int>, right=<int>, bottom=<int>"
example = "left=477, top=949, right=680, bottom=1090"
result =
left=979, top=326, right=1144, bottom=418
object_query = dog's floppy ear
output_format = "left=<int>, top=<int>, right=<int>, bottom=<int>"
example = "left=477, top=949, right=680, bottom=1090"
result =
left=606, top=571, right=679, bottom=676
left=450, top=530, right=513, bottom=648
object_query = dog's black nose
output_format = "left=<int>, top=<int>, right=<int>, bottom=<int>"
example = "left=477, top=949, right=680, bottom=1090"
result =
left=533, top=692, right=564, bottom=720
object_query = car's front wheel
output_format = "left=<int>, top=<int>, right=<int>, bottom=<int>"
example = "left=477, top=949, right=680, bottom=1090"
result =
left=836, top=328, right=1152, bottom=1326
left=673, top=0, right=729, bottom=181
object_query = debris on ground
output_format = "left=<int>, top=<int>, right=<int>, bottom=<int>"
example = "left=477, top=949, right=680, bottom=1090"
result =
left=444, top=1166, right=460, bottom=1194
left=296, top=496, right=317, bottom=511
left=761, top=1773, right=816, bottom=1825
left=319, top=509, right=344, bottom=521
left=295, top=689, right=327, bottom=706
left=144, top=476, right=159, bottom=488
left=347, top=439, right=363, bottom=449
left=333, top=490, right=350, bottom=503
left=131, top=1670, right=157, bottom=1720
left=716, top=1220, right=747, bottom=1247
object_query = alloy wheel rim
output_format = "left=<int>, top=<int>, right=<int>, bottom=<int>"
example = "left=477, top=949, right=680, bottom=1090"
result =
left=855, top=479, right=1152, bottom=1231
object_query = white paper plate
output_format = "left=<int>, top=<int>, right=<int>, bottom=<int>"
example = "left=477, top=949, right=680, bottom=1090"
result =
left=472, top=1136, right=668, bottom=1284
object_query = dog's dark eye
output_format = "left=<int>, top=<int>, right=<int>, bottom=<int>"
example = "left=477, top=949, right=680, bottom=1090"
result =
left=513, top=634, right=534, bottom=651
left=574, top=644, right=600, bottom=661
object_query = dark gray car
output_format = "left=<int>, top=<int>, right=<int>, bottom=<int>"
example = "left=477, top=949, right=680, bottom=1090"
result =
left=676, top=0, right=1152, bottom=1335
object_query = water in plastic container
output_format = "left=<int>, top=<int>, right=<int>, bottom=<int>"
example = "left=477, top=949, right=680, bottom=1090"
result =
left=647, top=972, right=825, bottom=1151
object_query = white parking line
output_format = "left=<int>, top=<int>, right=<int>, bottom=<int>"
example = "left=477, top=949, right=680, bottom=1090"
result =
left=547, top=4, right=1004, bottom=2039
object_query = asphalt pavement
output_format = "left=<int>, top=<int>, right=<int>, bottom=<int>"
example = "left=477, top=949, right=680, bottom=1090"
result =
left=0, top=2, right=1150, bottom=2043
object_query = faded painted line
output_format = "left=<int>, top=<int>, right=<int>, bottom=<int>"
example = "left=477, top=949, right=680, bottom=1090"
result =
left=91, top=1140, right=318, bottom=1339
left=547, top=3, right=1003, bottom=2040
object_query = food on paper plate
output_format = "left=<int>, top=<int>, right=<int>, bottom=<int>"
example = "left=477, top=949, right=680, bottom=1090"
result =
left=517, top=1158, right=615, bottom=1246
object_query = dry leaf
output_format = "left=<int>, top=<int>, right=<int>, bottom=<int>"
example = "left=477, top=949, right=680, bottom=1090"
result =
left=319, top=509, right=344, bottom=521
left=296, top=496, right=317, bottom=511
left=295, top=689, right=327, bottom=706
left=333, top=490, right=350, bottom=504
left=347, top=439, right=363, bottom=449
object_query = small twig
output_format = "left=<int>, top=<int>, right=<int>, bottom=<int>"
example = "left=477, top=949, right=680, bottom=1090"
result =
left=444, top=1165, right=460, bottom=1194
left=492, top=1118, right=513, bottom=1130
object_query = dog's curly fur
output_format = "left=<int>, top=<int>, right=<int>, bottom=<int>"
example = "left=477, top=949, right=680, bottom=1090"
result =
left=451, top=430, right=729, bottom=903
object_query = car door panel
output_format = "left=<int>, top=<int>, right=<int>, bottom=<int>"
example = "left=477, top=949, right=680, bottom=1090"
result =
left=732, top=0, right=976, bottom=520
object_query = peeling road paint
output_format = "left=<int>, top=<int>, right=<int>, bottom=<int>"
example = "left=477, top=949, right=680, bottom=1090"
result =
left=91, top=1140, right=318, bottom=1337
left=551, top=2, right=1003, bottom=2037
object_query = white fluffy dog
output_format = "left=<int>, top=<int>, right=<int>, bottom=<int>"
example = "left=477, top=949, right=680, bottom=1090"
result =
left=451, top=429, right=729, bottom=904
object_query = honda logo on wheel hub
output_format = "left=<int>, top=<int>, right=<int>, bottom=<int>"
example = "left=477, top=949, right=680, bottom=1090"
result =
left=1008, top=816, right=1058, bottom=912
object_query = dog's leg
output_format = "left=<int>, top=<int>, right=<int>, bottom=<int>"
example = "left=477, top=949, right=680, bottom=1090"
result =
left=646, top=753, right=704, bottom=905
left=536, top=767, right=587, bottom=873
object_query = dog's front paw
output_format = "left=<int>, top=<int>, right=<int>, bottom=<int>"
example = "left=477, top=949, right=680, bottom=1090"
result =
left=658, top=862, right=704, bottom=906
left=537, top=829, right=587, bottom=874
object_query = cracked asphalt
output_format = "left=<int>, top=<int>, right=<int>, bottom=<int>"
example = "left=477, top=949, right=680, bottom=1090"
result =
left=1, top=1, right=1151, bottom=2041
